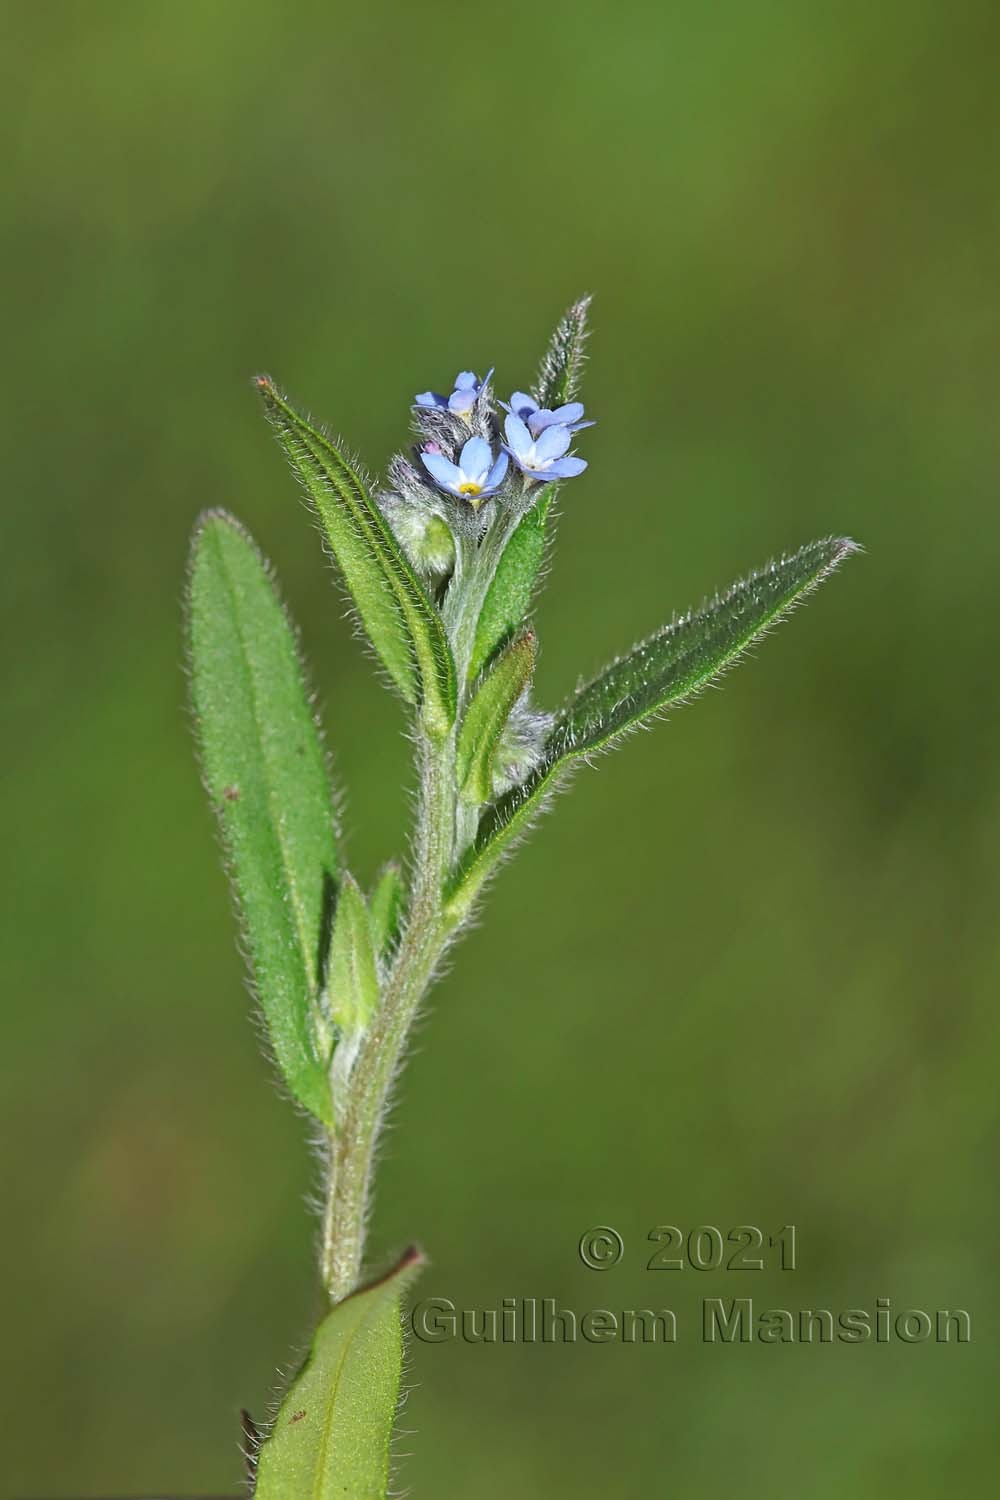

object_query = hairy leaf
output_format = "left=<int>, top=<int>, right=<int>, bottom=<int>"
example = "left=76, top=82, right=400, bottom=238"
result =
left=187, top=512, right=338, bottom=1123
left=326, top=873, right=379, bottom=1033
left=369, top=862, right=405, bottom=955
left=446, top=537, right=859, bottom=919
left=257, top=378, right=457, bottom=737
left=531, top=295, right=591, bottom=410
left=469, top=486, right=554, bottom=680
left=458, top=632, right=537, bottom=805
left=254, top=1248, right=423, bottom=1500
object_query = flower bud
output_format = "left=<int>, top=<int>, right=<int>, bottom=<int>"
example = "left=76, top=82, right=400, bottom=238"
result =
left=379, top=492, right=456, bottom=583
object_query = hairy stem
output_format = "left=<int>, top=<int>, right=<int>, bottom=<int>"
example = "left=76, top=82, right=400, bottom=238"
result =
left=319, top=500, right=529, bottom=1301
left=321, top=728, right=457, bottom=1301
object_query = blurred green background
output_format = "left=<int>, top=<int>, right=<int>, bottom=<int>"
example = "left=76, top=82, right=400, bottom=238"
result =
left=4, top=1, right=999, bottom=1494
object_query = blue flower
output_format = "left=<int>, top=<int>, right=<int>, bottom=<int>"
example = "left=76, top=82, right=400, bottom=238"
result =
left=415, top=369, right=493, bottom=419
left=501, top=391, right=594, bottom=436
left=420, top=435, right=509, bottom=502
left=502, top=413, right=588, bottom=482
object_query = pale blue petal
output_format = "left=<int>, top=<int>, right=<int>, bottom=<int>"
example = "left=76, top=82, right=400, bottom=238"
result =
left=448, top=388, right=476, bottom=413
left=460, top=435, right=492, bottom=479
left=534, top=425, right=572, bottom=462
left=504, top=412, right=533, bottom=457
left=550, top=402, right=585, bottom=426
left=545, top=456, right=587, bottom=478
left=453, top=370, right=478, bottom=391
left=421, top=451, right=463, bottom=490
left=508, top=390, right=537, bottom=418
left=485, top=450, right=509, bottom=490
left=415, top=391, right=445, bottom=407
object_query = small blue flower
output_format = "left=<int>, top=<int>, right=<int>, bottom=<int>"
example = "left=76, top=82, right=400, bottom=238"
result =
left=501, top=391, right=594, bottom=436
left=415, top=369, right=493, bottom=419
left=420, top=435, right=509, bottom=502
left=502, top=413, right=588, bottom=482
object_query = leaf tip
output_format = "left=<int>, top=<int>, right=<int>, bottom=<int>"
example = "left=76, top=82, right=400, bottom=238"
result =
left=353, top=1244, right=425, bottom=1300
left=397, top=1242, right=425, bottom=1275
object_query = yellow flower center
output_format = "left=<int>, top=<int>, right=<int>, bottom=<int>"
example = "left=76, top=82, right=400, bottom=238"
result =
left=457, top=480, right=482, bottom=497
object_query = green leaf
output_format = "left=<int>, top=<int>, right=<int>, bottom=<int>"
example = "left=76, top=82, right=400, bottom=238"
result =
left=446, top=537, right=859, bottom=919
left=531, top=295, right=591, bottom=410
left=257, top=378, right=457, bottom=738
left=458, top=632, right=537, bottom=805
left=368, top=862, right=405, bottom=955
left=186, top=512, right=338, bottom=1124
left=254, top=1247, right=423, bottom=1500
left=326, top=873, right=379, bottom=1033
left=469, top=485, right=554, bottom=680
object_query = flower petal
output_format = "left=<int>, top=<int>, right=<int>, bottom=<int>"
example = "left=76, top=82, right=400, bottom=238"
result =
left=415, top=391, right=445, bottom=408
left=504, top=412, right=533, bottom=458
left=421, top=451, right=464, bottom=491
left=484, top=450, right=509, bottom=490
left=549, top=402, right=585, bottom=426
left=508, top=390, right=537, bottom=419
left=459, top=434, right=492, bottom=480
left=534, top=425, right=573, bottom=462
left=453, top=371, right=478, bottom=391
left=448, top=388, right=476, bottom=414
left=545, top=456, right=587, bottom=478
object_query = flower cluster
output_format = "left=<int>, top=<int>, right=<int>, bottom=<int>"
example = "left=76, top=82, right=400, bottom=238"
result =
left=411, top=366, right=592, bottom=506
left=414, top=369, right=491, bottom=420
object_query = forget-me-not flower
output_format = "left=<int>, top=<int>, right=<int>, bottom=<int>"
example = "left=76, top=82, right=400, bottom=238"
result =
left=421, top=435, right=509, bottom=502
left=501, top=392, right=594, bottom=436
left=502, top=413, right=588, bottom=482
left=415, top=369, right=493, bottom=419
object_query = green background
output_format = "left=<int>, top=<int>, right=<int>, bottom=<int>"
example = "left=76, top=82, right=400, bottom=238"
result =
left=4, top=2, right=998, bottom=1495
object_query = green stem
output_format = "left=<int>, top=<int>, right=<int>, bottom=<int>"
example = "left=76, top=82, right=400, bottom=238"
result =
left=319, top=496, right=529, bottom=1302
left=321, top=726, right=457, bottom=1302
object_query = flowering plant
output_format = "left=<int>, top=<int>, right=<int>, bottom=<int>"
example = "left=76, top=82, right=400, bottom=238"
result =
left=185, top=298, right=857, bottom=1497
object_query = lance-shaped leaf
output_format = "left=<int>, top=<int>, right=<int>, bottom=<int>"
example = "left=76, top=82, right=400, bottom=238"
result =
left=254, top=1247, right=423, bottom=1500
left=257, top=378, right=457, bottom=738
left=326, top=873, right=379, bottom=1033
left=187, top=512, right=338, bottom=1123
left=368, top=861, right=405, bottom=955
left=446, top=537, right=859, bottom=919
left=531, top=294, right=591, bottom=410
left=458, top=632, right=537, bottom=805
left=469, top=486, right=554, bottom=680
